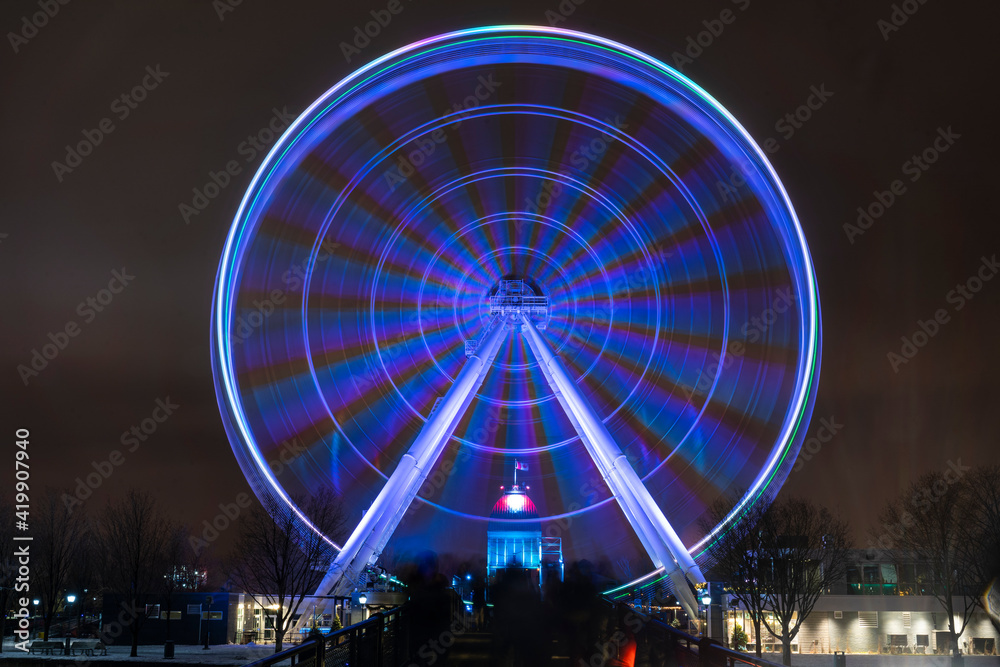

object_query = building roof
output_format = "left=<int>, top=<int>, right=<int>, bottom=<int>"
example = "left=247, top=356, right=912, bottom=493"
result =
left=487, top=485, right=541, bottom=533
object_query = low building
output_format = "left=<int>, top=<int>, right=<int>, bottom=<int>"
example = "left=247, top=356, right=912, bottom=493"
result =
left=725, top=550, right=999, bottom=656
left=486, top=481, right=563, bottom=588
left=100, top=591, right=239, bottom=646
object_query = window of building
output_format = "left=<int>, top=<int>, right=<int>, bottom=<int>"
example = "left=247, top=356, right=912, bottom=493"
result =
left=859, top=611, right=878, bottom=628
left=888, top=634, right=907, bottom=646
left=863, top=565, right=880, bottom=595
left=880, top=563, right=898, bottom=596
left=898, top=564, right=916, bottom=595
left=846, top=565, right=861, bottom=595
left=915, top=564, right=934, bottom=595
left=145, top=604, right=160, bottom=618
left=915, top=635, right=930, bottom=647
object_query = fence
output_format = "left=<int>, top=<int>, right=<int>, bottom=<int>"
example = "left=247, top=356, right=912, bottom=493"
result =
left=605, top=601, right=787, bottom=667
left=242, top=604, right=413, bottom=667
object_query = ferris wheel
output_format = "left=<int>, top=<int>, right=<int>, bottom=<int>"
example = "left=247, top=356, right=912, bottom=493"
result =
left=211, top=26, right=820, bottom=617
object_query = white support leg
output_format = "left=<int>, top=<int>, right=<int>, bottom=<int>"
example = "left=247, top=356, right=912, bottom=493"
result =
left=313, top=316, right=509, bottom=598
left=519, top=314, right=705, bottom=616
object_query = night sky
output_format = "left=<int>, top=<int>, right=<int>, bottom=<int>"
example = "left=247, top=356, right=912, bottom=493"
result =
left=3, top=0, right=998, bottom=563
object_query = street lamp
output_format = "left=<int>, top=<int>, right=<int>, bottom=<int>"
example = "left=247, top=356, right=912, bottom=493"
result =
left=66, top=595, right=78, bottom=636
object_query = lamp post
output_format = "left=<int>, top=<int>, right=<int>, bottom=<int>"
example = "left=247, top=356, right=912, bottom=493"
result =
left=203, top=595, right=212, bottom=650
left=63, top=595, right=77, bottom=656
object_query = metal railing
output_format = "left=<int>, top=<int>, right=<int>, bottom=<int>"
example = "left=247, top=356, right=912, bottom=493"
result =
left=603, top=601, right=786, bottom=667
left=243, top=604, right=412, bottom=667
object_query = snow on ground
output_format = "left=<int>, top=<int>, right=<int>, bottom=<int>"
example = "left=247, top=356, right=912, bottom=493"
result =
left=0, top=640, right=291, bottom=665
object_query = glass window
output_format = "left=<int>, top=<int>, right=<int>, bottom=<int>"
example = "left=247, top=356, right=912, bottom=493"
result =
left=898, top=564, right=916, bottom=595
left=863, top=565, right=880, bottom=595
left=881, top=564, right=898, bottom=595
left=846, top=565, right=861, bottom=595
left=915, top=564, right=934, bottom=595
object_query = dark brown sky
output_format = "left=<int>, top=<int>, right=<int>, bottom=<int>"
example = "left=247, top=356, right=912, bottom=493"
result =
left=2, top=0, right=998, bottom=559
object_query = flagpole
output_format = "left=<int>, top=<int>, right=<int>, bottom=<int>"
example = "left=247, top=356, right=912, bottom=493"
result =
left=514, top=461, right=517, bottom=487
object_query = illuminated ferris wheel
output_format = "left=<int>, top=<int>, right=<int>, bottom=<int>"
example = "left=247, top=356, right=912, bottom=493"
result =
left=211, top=26, right=820, bottom=616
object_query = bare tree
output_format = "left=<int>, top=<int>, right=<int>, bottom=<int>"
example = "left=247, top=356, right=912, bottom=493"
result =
left=227, top=491, right=347, bottom=652
left=758, top=497, right=851, bottom=666
left=700, top=493, right=770, bottom=658
left=65, top=520, right=99, bottom=638
left=956, top=465, right=1000, bottom=636
left=97, top=489, right=176, bottom=657
left=873, top=469, right=975, bottom=657
left=34, top=489, right=86, bottom=639
left=161, top=525, right=191, bottom=641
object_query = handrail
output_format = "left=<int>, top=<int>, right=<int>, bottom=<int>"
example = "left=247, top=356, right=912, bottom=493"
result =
left=243, top=603, right=409, bottom=667
left=605, top=600, right=786, bottom=667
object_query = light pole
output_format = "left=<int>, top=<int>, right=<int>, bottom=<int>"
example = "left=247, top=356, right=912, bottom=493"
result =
left=203, top=595, right=212, bottom=650
left=66, top=595, right=77, bottom=635
left=32, top=599, right=40, bottom=639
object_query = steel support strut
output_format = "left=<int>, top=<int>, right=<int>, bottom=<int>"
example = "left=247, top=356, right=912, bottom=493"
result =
left=519, top=313, right=705, bottom=616
left=312, top=316, right=509, bottom=599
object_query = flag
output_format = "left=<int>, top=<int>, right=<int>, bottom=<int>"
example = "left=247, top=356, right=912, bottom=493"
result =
left=515, top=461, right=528, bottom=471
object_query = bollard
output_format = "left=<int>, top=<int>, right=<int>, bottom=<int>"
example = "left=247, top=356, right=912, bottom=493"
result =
left=834, top=650, right=847, bottom=667
left=164, top=639, right=175, bottom=659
